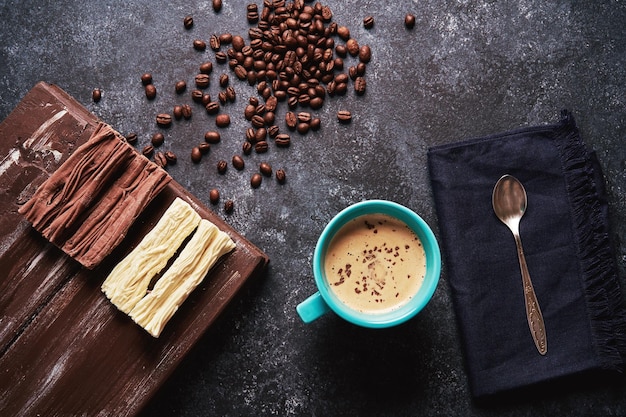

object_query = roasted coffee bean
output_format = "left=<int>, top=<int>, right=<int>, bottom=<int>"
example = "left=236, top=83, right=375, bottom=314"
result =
left=263, top=111, right=275, bottom=125
left=244, top=104, right=256, bottom=120
left=275, top=134, right=291, bottom=147
left=151, top=132, right=165, bottom=146
left=215, top=51, right=228, bottom=63
left=232, top=155, right=245, bottom=170
left=205, top=101, right=220, bottom=114
left=156, top=113, right=172, bottom=127
left=297, top=122, right=310, bottom=134
left=337, top=26, right=350, bottom=41
left=335, top=82, right=348, bottom=95
left=224, top=199, right=234, bottom=214
left=299, top=11, right=313, bottom=23
left=212, top=0, right=222, bottom=12
left=321, top=4, right=333, bottom=20
left=251, top=114, right=265, bottom=128
left=297, top=112, right=312, bottom=123
left=246, top=127, right=256, bottom=142
left=218, top=91, right=228, bottom=104
left=255, top=141, right=269, bottom=153
left=181, top=104, right=192, bottom=119
left=215, top=113, right=231, bottom=127
left=255, top=128, right=268, bottom=142
left=164, top=151, right=177, bottom=164
left=363, top=16, right=374, bottom=29
left=250, top=173, right=263, bottom=188
left=275, top=168, right=286, bottom=184
left=259, top=162, right=272, bottom=177
left=274, top=89, right=287, bottom=101
left=183, top=15, right=194, bottom=29
left=191, top=89, right=204, bottom=103
left=346, top=39, right=359, bottom=56
left=234, top=65, right=247, bottom=80
left=335, top=44, right=347, bottom=57
left=249, top=96, right=259, bottom=106
left=250, top=42, right=264, bottom=56
left=337, top=110, right=352, bottom=123
left=202, top=93, right=212, bottom=105
left=326, top=80, right=337, bottom=96
left=173, top=105, right=183, bottom=120
left=216, top=160, right=228, bottom=175
left=175, top=80, right=187, bottom=94
left=310, top=97, right=324, bottom=110
left=247, top=71, right=257, bottom=85
left=204, top=130, right=221, bottom=143
left=226, top=86, right=236, bottom=102
left=198, top=142, right=211, bottom=154
left=348, top=65, right=358, bottom=80
left=356, top=62, right=367, bottom=76
left=191, top=147, right=202, bottom=163
left=405, top=13, right=416, bottom=29
left=209, top=189, right=220, bottom=204
left=354, top=77, right=366, bottom=95
left=268, top=124, right=280, bottom=138
left=242, top=141, right=252, bottom=155
left=141, top=73, right=153, bottom=85
left=142, top=145, right=154, bottom=157
left=310, top=117, right=321, bottom=131
left=219, top=33, right=233, bottom=44
left=359, top=45, right=372, bottom=63
left=193, top=39, right=207, bottom=51
left=155, top=151, right=167, bottom=168
left=335, top=73, right=349, bottom=84
left=265, top=96, right=278, bottom=112
left=232, top=35, right=245, bottom=51
left=195, top=74, right=210, bottom=88
left=92, top=88, right=101, bottom=102
left=247, top=9, right=259, bottom=23
left=219, top=73, right=229, bottom=87
left=298, top=94, right=312, bottom=106
left=210, top=34, right=221, bottom=51
left=125, top=132, right=138, bottom=144
left=199, top=61, right=213, bottom=74
left=145, top=84, right=157, bottom=100
left=285, top=111, right=297, bottom=130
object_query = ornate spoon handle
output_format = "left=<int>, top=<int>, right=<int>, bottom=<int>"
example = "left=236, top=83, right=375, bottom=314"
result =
left=514, top=233, right=547, bottom=355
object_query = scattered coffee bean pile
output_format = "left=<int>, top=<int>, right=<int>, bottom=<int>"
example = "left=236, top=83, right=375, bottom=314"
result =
left=188, top=0, right=372, bottom=158
left=95, top=2, right=431, bottom=214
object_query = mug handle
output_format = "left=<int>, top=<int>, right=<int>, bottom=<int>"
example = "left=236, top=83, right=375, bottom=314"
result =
left=296, top=292, right=331, bottom=323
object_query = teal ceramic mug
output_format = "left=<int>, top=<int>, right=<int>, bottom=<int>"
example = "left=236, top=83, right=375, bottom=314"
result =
left=296, top=200, right=441, bottom=328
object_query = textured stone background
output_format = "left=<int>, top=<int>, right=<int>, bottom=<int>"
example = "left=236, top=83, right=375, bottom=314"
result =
left=1, top=0, right=625, bottom=416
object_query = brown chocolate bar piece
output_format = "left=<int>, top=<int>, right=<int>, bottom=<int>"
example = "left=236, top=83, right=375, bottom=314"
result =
left=18, top=122, right=171, bottom=268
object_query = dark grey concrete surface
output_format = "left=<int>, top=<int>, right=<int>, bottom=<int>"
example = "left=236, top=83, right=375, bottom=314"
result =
left=1, top=0, right=625, bottom=416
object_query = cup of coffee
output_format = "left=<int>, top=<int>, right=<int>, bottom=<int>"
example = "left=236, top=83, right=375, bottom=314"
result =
left=297, top=200, right=441, bottom=328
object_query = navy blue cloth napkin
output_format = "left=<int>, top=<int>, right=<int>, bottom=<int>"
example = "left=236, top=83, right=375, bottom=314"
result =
left=427, top=111, right=626, bottom=398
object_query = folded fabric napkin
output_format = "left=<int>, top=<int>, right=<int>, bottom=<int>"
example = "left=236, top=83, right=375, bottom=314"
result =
left=427, top=110, right=626, bottom=398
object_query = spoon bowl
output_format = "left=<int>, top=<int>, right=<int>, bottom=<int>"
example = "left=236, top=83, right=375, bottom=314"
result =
left=492, top=174, right=547, bottom=355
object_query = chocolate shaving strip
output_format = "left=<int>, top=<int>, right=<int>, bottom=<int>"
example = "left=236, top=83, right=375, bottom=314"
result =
left=18, top=122, right=171, bottom=268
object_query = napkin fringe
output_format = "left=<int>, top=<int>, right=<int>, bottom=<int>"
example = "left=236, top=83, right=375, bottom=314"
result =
left=555, top=110, right=626, bottom=370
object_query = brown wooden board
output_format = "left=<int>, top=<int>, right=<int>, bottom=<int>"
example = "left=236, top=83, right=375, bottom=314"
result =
left=0, top=82, right=269, bottom=416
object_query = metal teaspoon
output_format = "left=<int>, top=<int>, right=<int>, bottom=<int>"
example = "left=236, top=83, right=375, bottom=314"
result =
left=492, top=174, right=547, bottom=355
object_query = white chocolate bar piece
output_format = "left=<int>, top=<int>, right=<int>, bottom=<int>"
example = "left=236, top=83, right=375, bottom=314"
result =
left=129, top=219, right=236, bottom=337
left=101, top=197, right=201, bottom=314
